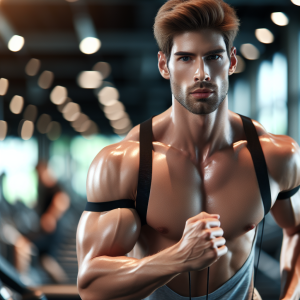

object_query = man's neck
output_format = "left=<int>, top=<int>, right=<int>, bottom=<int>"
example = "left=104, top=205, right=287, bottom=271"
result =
left=162, top=96, right=232, bottom=164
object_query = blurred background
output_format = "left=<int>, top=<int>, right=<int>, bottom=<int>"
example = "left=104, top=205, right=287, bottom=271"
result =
left=0, top=0, right=300, bottom=299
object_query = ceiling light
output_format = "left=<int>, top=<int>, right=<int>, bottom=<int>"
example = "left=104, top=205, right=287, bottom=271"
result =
left=240, top=44, right=260, bottom=60
left=8, top=35, right=24, bottom=52
left=37, top=114, right=51, bottom=134
left=77, top=71, right=102, bottom=89
left=9, top=95, right=24, bottom=114
left=93, top=62, right=111, bottom=79
left=50, top=86, right=68, bottom=105
left=62, top=102, right=80, bottom=121
left=38, top=71, right=54, bottom=89
left=21, top=120, right=34, bottom=140
left=98, top=87, right=119, bottom=105
left=23, top=105, right=38, bottom=122
left=271, top=12, right=289, bottom=26
left=0, top=78, right=9, bottom=96
left=234, top=55, right=246, bottom=74
left=0, top=120, right=7, bottom=141
left=79, top=37, right=101, bottom=55
left=255, top=28, right=274, bottom=44
left=25, top=58, right=41, bottom=76
left=291, top=0, right=300, bottom=6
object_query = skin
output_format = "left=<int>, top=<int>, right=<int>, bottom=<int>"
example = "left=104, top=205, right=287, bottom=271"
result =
left=76, top=29, right=300, bottom=300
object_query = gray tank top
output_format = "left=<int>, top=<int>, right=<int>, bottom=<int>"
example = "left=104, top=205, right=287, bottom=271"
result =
left=143, top=243, right=256, bottom=300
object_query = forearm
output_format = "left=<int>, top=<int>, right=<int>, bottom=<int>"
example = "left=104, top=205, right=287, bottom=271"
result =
left=280, top=227, right=300, bottom=300
left=78, top=243, right=183, bottom=300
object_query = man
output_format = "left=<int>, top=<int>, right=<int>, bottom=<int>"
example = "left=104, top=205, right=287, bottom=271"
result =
left=76, top=0, right=300, bottom=299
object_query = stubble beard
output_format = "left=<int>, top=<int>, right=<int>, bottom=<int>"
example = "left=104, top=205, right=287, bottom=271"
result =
left=170, top=77, right=229, bottom=115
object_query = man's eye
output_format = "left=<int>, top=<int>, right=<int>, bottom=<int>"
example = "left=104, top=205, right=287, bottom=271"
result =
left=179, top=56, right=190, bottom=62
left=206, top=55, right=221, bottom=60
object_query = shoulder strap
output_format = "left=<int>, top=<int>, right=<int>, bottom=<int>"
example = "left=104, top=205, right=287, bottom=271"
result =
left=239, top=114, right=272, bottom=216
left=135, top=116, right=154, bottom=226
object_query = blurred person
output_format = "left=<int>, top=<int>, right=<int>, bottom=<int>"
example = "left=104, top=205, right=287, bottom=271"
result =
left=14, top=161, right=70, bottom=283
left=77, top=0, right=300, bottom=300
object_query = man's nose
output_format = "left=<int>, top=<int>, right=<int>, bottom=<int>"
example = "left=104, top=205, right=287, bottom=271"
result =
left=193, top=60, right=210, bottom=82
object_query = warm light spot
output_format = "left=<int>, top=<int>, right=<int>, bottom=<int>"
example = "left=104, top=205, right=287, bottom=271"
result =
left=82, top=121, right=98, bottom=138
left=21, top=120, right=34, bottom=140
left=78, top=120, right=92, bottom=133
left=46, top=121, right=61, bottom=141
left=57, top=97, right=71, bottom=112
left=50, top=86, right=68, bottom=105
left=77, top=71, right=102, bottom=89
left=240, top=44, right=260, bottom=60
left=255, top=28, right=274, bottom=44
left=234, top=55, right=246, bottom=74
left=25, top=58, right=41, bottom=76
left=79, top=37, right=101, bottom=55
left=98, top=87, right=119, bottom=105
left=103, top=101, right=125, bottom=115
left=113, top=124, right=132, bottom=136
left=0, top=78, right=9, bottom=96
left=38, top=71, right=54, bottom=89
left=291, top=0, right=300, bottom=6
left=110, top=117, right=131, bottom=130
left=23, top=105, right=38, bottom=122
left=106, top=110, right=126, bottom=121
left=0, top=120, right=7, bottom=141
left=10, top=96, right=24, bottom=114
left=37, top=114, right=51, bottom=134
left=271, top=12, right=289, bottom=26
left=8, top=35, right=25, bottom=52
left=93, top=62, right=111, bottom=79
left=62, top=102, right=80, bottom=121
left=71, top=113, right=89, bottom=131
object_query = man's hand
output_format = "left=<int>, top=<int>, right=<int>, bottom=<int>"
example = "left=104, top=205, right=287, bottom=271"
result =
left=174, top=212, right=227, bottom=272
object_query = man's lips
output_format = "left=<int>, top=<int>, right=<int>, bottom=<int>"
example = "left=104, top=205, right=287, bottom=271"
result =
left=191, top=89, right=214, bottom=99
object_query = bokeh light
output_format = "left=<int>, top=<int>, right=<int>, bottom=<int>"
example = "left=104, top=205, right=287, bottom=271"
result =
left=93, top=62, right=111, bottom=79
left=79, top=37, right=101, bottom=54
left=271, top=12, right=289, bottom=26
left=37, top=114, right=52, bottom=134
left=291, top=0, right=300, bottom=6
left=8, top=35, right=25, bottom=52
left=240, top=43, right=260, bottom=60
left=21, top=120, right=34, bottom=140
left=0, top=120, right=7, bottom=141
left=71, top=113, right=89, bottom=132
left=50, top=86, right=68, bottom=105
left=9, top=96, right=24, bottom=114
left=255, top=28, right=274, bottom=44
left=25, top=58, right=41, bottom=76
left=77, top=71, right=102, bottom=89
left=62, top=102, right=80, bottom=121
left=46, top=121, right=61, bottom=141
left=98, top=87, right=119, bottom=105
left=0, top=78, right=9, bottom=96
left=38, top=71, right=54, bottom=89
left=103, top=101, right=125, bottom=115
left=23, top=105, right=38, bottom=122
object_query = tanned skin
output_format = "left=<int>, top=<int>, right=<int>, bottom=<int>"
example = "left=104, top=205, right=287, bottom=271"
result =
left=76, top=29, right=300, bottom=300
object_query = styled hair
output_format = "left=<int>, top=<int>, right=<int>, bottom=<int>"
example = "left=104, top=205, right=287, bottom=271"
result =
left=153, top=0, right=240, bottom=61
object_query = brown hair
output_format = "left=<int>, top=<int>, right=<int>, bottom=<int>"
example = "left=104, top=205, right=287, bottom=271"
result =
left=153, top=0, right=240, bottom=61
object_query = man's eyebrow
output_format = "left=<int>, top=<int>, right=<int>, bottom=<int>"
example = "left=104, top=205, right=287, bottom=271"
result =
left=174, top=49, right=226, bottom=56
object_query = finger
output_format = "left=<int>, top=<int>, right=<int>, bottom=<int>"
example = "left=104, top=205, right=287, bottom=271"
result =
left=204, top=227, right=224, bottom=239
left=211, top=237, right=226, bottom=248
left=216, top=245, right=228, bottom=257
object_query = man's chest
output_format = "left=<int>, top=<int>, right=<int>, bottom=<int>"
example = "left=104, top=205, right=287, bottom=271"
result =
left=140, top=143, right=280, bottom=245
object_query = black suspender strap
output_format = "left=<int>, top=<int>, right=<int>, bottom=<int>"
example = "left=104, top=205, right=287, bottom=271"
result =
left=239, top=114, right=272, bottom=216
left=85, top=200, right=135, bottom=212
left=135, top=116, right=154, bottom=226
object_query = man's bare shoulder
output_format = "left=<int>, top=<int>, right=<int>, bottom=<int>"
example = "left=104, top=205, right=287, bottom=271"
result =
left=86, top=125, right=141, bottom=203
left=251, top=118, right=300, bottom=190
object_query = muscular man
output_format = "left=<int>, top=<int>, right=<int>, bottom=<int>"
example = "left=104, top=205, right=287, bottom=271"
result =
left=76, top=0, right=300, bottom=299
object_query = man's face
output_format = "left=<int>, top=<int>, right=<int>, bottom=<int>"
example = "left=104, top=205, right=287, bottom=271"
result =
left=158, top=29, right=237, bottom=115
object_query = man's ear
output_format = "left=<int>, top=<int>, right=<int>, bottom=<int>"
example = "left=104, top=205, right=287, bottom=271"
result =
left=158, top=51, right=170, bottom=80
left=228, top=47, right=237, bottom=76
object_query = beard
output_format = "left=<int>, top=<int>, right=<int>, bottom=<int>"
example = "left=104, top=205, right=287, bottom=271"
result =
left=170, top=77, right=228, bottom=115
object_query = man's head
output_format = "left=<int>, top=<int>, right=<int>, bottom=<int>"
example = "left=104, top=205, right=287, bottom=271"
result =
left=153, top=0, right=240, bottom=115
